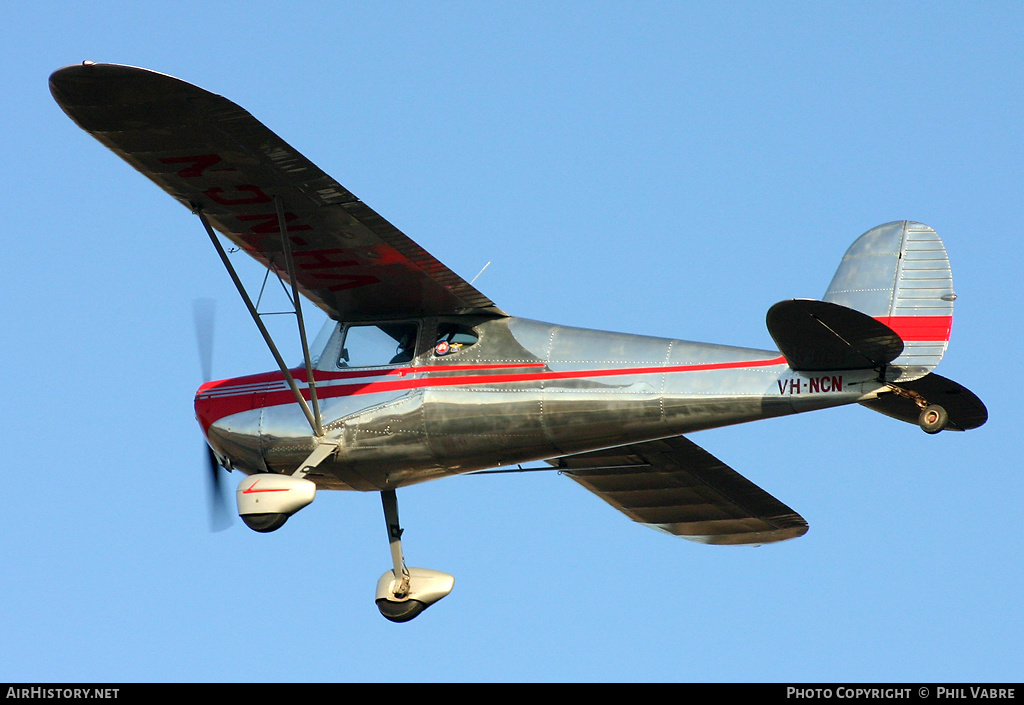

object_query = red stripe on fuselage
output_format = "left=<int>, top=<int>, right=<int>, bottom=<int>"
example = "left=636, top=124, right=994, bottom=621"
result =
left=194, top=356, right=788, bottom=430
left=194, top=316, right=952, bottom=432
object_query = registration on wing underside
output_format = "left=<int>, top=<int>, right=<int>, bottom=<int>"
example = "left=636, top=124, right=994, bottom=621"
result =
left=49, top=63, right=504, bottom=322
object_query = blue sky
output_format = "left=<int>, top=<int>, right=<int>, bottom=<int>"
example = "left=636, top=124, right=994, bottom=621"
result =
left=3, top=2, right=1021, bottom=682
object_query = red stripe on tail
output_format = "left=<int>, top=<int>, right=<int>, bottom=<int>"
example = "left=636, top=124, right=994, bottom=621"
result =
left=876, top=316, right=952, bottom=342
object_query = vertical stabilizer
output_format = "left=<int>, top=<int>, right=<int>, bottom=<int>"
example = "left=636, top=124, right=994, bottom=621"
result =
left=823, top=221, right=954, bottom=382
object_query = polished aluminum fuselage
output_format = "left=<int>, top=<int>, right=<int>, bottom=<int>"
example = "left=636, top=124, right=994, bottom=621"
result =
left=196, top=316, right=882, bottom=491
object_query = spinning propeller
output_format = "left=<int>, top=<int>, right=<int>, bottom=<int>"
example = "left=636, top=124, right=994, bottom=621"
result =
left=193, top=298, right=233, bottom=531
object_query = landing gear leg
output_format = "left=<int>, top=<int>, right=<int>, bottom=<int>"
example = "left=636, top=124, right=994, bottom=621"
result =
left=380, top=490, right=411, bottom=602
left=375, top=489, right=454, bottom=623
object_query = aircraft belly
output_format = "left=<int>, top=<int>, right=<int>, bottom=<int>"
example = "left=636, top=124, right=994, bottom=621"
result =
left=540, top=377, right=790, bottom=456
left=329, top=389, right=440, bottom=489
left=517, top=319, right=803, bottom=456
left=414, top=334, right=760, bottom=471
left=413, top=318, right=871, bottom=474
left=418, top=374, right=802, bottom=472
left=202, top=317, right=880, bottom=491
left=434, top=321, right=879, bottom=466
left=209, top=365, right=874, bottom=487
left=423, top=386, right=553, bottom=471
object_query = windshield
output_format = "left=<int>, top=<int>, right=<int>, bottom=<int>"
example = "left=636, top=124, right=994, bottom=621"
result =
left=308, top=316, right=339, bottom=369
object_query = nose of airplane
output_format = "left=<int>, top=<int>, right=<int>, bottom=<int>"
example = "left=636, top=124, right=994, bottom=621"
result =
left=194, top=380, right=219, bottom=434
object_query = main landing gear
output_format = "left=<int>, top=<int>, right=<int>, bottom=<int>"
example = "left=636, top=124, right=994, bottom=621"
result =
left=231, top=442, right=453, bottom=622
left=375, top=489, right=454, bottom=623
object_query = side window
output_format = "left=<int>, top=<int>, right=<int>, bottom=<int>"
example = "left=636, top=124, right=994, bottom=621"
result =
left=338, top=323, right=418, bottom=368
left=433, top=323, right=478, bottom=357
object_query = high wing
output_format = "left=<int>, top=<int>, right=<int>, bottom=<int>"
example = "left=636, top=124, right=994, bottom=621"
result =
left=549, top=436, right=808, bottom=545
left=49, top=63, right=504, bottom=322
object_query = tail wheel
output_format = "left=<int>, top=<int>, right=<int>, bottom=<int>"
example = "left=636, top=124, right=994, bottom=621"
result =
left=918, top=405, right=949, bottom=434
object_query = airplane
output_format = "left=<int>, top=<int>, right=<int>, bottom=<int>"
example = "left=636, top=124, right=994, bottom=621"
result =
left=50, top=62, right=987, bottom=622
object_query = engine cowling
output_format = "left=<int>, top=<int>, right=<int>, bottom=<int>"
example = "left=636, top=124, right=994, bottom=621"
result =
left=235, top=473, right=316, bottom=533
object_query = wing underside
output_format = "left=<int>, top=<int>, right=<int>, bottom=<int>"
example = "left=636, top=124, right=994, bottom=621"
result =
left=550, top=436, right=808, bottom=545
left=49, top=62, right=503, bottom=322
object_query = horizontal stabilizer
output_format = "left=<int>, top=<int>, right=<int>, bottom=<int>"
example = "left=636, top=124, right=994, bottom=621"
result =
left=861, top=373, right=988, bottom=431
left=766, top=299, right=903, bottom=372
left=550, top=436, right=808, bottom=546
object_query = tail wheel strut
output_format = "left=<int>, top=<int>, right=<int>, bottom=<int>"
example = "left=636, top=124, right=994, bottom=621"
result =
left=885, top=384, right=949, bottom=434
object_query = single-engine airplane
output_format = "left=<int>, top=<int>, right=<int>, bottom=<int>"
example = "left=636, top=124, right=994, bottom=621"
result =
left=51, top=62, right=987, bottom=622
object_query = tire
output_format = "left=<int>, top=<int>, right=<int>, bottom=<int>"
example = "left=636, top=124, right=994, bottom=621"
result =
left=241, top=512, right=289, bottom=533
left=918, top=405, right=949, bottom=434
left=376, top=598, right=428, bottom=623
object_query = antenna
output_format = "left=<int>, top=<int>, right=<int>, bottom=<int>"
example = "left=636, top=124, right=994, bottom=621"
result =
left=470, top=261, right=492, bottom=286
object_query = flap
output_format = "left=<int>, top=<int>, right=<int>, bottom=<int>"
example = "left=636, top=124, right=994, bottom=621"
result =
left=550, top=436, right=808, bottom=545
left=50, top=63, right=504, bottom=322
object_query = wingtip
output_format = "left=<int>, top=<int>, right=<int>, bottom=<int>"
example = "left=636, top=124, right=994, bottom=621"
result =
left=49, top=62, right=211, bottom=129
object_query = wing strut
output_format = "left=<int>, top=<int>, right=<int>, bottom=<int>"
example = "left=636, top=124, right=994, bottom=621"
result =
left=195, top=207, right=324, bottom=437
left=275, top=197, right=323, bottom=435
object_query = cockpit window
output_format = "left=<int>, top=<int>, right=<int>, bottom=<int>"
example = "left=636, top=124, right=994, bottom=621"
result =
left=433, top=323, right=478, bottom=357
left=309, top=317, right=339, bottom=368
left=338, top=323, right=418, bottom=368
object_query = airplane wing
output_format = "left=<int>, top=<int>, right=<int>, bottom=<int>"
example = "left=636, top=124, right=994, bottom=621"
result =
left=49, top=63, right=504, bottom=322
left=549, top=436, right=808, bottom=545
